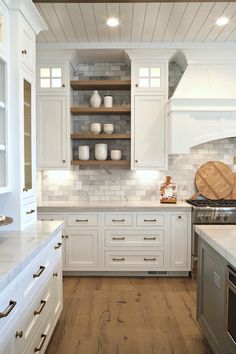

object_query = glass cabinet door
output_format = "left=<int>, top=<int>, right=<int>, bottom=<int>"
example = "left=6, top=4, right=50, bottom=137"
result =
left=0, top=58, right=8, bottom=192
left=23, top=79, right=32, bottom=192
left=133, top=62, right=166, bottom=92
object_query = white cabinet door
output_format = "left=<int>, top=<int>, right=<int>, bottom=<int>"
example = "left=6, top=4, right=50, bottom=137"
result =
left=0, top=1, right=8, bottom=59
left=133, top=95, right=165, bottom=169
left=65, top=230, right=98, bottom=269
left=51, top=256, right=63, bottom=327
left=0, top=312, right=20, bottom=354
left=37, top=95, right=67, bottom=169
left=170, top=214, right=190, bottom=270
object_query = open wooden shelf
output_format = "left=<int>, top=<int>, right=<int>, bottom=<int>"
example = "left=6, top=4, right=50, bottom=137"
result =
left=71, top=80, right=131, bottom=91
left=71, top=133, right=131, bottom=140
left=71, top=106, right=131, bottom=115
left=71, top=160, right=130, bottom=167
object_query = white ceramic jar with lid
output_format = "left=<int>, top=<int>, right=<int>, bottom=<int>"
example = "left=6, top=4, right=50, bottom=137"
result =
left=104, top=95, right=113, bottom=108
left=103, top=123, right=114, bottom=134
left=111, top=149, right=122, bottom=161
left=95, top=144, right=107, bottom=161
left=90, top=123, right=102, bottom=134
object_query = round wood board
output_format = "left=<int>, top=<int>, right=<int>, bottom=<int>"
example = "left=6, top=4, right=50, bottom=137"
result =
left=195, top=161, right=234, bottom=200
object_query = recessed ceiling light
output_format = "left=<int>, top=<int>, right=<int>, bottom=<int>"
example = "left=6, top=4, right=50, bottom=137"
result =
left=106, top=17, right=119, bottom=27
left=216, top=17, right=229, bottom=26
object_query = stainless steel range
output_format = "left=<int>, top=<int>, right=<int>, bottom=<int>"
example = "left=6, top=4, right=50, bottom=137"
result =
left=187, top=199, right=236, bottom=270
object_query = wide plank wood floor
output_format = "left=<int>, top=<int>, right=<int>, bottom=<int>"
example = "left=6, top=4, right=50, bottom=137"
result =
left=46, top=276, right=212, bottom=354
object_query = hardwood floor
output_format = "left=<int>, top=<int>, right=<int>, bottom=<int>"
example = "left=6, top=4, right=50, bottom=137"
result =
left=46, top=276, right=212, bottom=354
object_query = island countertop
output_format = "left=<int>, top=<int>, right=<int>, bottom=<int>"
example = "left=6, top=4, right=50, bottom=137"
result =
left=0, top=221, right=64, bottom=292
left=38, top=200, right=192, bottom=212
left=195, top=225, right=236, bottom=268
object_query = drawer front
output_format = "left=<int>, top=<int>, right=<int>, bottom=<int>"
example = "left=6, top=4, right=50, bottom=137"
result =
left=105, top=251, right=164, bottom=269
left=0, top=281, right=18, bottom=333
left=136, top=214, right=165, bottom=226
left=38, top=213, right=65, bottom=222
left=21, top=276, right=52, bottom=352
left=104, top=214, right=133, bottom=227
left=19, top=249, right=50, bottom=304
left=67, top=214, right=98, bottom=227
left=105, top=230, right=164, bottom=247
left=22, top=201, right=37, bottom=225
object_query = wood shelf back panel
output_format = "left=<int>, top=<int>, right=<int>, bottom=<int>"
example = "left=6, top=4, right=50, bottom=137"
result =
left=70, top=80, right=131, bottom=91
left=71, top=160, right=130, bottom=167
left=71, top=133, right=131, bottom=140
left=71, top=106, right=131, bottom=115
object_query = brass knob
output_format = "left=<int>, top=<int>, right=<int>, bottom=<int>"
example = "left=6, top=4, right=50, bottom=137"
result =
left=65, top=235, right=69, bottom=239
left=62, top=84, right=65, bottom=88
left=135, top=160, right=138, bottom=163
left=62, top=235, right=64, bottom=239
left=15, top=331, right=23, bottom=338
left=62, top=160, right=66, bottom=163
left=135, top=84, right=138, bottom=87
left=178, top=216, right=182, bottom=219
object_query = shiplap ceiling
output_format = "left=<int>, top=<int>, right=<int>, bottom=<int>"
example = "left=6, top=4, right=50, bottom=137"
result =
left=35, top=2, right=236, bottom=43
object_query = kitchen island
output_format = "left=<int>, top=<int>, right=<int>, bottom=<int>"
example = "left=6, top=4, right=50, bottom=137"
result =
left=0, top=221, right=63, bottom=354
left=195, top=225, right=236, bottom=354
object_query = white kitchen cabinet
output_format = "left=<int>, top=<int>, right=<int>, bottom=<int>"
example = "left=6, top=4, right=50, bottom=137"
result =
left=132, top=62, right=167, bottom=93
left=0, top=312, right=20, bottom=354
left=19, top=15, right=35, bottom=73
left=133, top=95, right=166, bottom=169
left=0, top=1, right=8, bottom=59
left=170, top=213, right=191, bottom=270
left=37, top=62, right=66, bottom=93
left=37, top=95, right=68, bottom=169
left=65, top=229, right=98, bottom=269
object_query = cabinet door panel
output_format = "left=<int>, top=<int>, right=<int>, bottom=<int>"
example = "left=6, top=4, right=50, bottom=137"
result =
left=65, top=230, right=98, bottom=269
left=37, top=96, right=67, bottom=168
left=134, top=95, right=165, bottom=168
left=170, top=214, right=189, bottom=269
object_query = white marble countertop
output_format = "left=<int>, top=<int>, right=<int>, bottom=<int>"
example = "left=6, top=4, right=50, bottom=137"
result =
left=38, top=200, right=192, bottom=212
left=0, top=221, right=63, bottom=292
left=195, top=225, right=236, bottom=268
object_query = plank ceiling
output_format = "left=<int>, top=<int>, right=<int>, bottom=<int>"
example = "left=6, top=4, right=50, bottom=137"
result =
left=35, top=2, right=236, bottom=43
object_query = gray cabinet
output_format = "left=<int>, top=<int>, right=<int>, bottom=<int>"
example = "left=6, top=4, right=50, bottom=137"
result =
left=197, top=238, right=227, bottom=354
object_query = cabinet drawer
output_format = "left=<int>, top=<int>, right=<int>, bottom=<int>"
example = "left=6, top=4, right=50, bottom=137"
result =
left=104, top=214, right=133, bottom=227
left=38, top=213, right=65, bottom=222
left=105, top=230, right=164, bottom=247
left=0, top=281, right=18, bottom=333
left=136, top=214, right=165, bottom=226
left=22, top=201, right=36, bottom=225
left=105, top=251, right=164, bottom=269
left=18, top=249, right=50, bottom=304
left=21, top=276, right=52, bottom=352
left=67, top=214, right=98, bottom=227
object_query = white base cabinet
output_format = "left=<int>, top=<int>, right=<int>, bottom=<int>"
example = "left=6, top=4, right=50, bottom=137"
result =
left=0, top=231, right=63, bottom=354
left=38, top=209, right=191, bottom=274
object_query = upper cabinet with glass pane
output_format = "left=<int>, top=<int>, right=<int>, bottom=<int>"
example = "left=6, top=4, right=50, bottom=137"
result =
left=0, top=1, right=8, bottom=59
left=37, top=63, right=66, bottom=92
left=132, top=62, right=167, bottom=93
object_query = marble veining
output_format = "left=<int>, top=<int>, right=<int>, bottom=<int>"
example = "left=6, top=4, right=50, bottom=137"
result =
left=195, top=225, right=236, bottom=268
left=0, top=221, right=63, bottom=292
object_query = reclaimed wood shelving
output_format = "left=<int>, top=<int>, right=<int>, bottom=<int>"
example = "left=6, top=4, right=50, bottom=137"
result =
left=70, top=106, right=131, bottom=115
left=71, top=133, right=131, bottom=140
left=70, top=80, right=131, bottom=91
left=71, top=160, right=130, bottom=167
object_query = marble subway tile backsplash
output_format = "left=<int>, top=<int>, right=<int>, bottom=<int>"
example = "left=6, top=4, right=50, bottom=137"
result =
left=39, top=137, right=236, bottom=202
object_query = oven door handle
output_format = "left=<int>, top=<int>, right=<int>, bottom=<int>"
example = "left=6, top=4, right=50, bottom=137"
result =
left=227, top=279, right=236, bottom=293
left=226, top=266, right=236, bottom=292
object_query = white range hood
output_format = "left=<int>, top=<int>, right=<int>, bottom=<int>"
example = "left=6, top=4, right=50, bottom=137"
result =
left=168, top=50, right=236, bottom=154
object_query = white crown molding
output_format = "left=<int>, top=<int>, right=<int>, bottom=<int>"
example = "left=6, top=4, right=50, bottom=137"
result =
left=182, top=49, right=236, bottom=64
left=125, top=49, right=175, bottom=61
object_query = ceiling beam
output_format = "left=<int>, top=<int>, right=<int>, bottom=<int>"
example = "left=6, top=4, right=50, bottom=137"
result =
left=33, top=0, right=230, bottom=3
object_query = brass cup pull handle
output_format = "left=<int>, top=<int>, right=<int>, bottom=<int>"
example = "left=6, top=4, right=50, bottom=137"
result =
left=112, top=219, right=125, bottom=222
left=26, top=209, right=35, bottom=215
left=54, top=242, right=62, bottom=249
left=22, top=49, right=27, bottom=54
left=23, top=187, right=28, bottom=192
left=34, top=334, right=47, bottom=352
left=144, top=237, right=156, bottom=240
left=53, top=272, right=58, bottom=277
left=0, top=300, right=17, bottom=318
left=76, top=219, right=88, bottom=222
left=144, top=219, right=157, bottom=222
left=33, top=265, right=45, bottom=278
left=112, top=237, right=125, bottom=240
left=112, top=258, right=125, bottom=261
left=15, top=331, right=23, bottom=338
left=144, top=258, right=156, bottom=261
left=34, top=300, right=46, bottom=316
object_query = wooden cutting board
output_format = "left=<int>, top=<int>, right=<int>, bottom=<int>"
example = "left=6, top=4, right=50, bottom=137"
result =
left=195, top=161, right=234, bottom=200
left=225, top=172, right=236, bottom=199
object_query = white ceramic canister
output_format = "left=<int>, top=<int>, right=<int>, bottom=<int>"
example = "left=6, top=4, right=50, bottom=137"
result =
left=90, top=90, right=101, bottom=108
left=95, top=143, right=107, bottom=161
left=90, top=122, right=102, bottom=134
left=104, top=95, right=113, bottom=108
left=103, top=123, right=114, bottom=134
left=111, top=149, right=122, bottom=161
left=78, top=145, right=90, bottom=160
